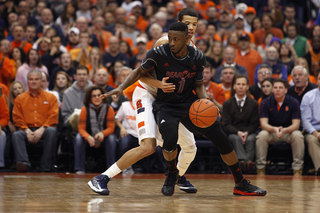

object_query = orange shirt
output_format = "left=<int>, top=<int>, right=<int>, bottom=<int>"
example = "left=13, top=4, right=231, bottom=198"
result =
left=13, top=90, right=59, bottom=130
left=235, top=49, right=264, bottom=86
left=287, top=74, right=317, bottom=85
left=195, top=1, right=216, bottom=20
left=253, top=28, right=284, bottom=46
left=0, top=83, right=9, bottom=97
left=78, top=105, right=115, bottom=141
left=146, top=39, right=157, bottom=51
left=206, top=81, right=226, bottom=104
left=218, top=83, right=231, bottom=100
left=70, top=46, right=92, bottom=65
left=11, top=40, right=33, bottom=55
left=135, top=15, right=149, bottom=32
left=0, top=52, right=13, bottom=88
left=123, top=81, right=139, bottom=101
left=0, top=95, right=9, bottom=128
left=92, top=30, right=113, bottom=54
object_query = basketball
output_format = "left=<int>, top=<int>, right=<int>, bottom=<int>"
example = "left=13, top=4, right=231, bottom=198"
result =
left=189, top=99, right=218, bottom=128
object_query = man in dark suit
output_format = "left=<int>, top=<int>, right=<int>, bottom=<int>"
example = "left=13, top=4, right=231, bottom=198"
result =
left=223, top=74, right=259, bottom=173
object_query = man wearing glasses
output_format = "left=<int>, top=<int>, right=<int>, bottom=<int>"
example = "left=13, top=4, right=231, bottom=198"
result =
left=250, top=64, right=272, bottom=100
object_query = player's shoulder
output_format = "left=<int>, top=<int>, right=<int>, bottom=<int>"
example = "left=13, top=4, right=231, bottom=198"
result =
left=189, top=45, right=205, bottom=60
left=150, top=43, right=170, bottom=56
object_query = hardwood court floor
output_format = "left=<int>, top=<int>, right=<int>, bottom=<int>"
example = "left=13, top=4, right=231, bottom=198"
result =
left=1, top=173, right=320, bottom=213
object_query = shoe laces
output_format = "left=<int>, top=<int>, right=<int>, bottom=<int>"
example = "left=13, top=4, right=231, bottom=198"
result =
left=164, top=172, right=178, bottom=185
left=242, top=179, right=258, bottom=190
left=96, top=175, right=109, bottom=188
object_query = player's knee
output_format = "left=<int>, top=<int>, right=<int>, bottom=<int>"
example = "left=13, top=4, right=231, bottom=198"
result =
left=160, top=124, right=178, bottom=149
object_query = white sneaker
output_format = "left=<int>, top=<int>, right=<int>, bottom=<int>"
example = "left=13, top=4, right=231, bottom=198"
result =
left=76, top=170, right=85, bottom=174
left=122, top=166, right=134, bottom=174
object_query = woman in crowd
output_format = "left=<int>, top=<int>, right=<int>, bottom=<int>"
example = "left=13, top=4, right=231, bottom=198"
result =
left=279, top=43, right=295, bottom=78
left=252, top=17, right=262, bottom=32
left=257, top=33, right=274, bottom=60
left=7, top=81, right=25, bottom=134
left=53, top=71, right=72, bottom=107
left=226, top=32, right=239, bottom=49
left=205, top=41, right=224, bottom=70
left=74, top=86, right=117, bottom=174
left=84, top=47, right=107, bottom=82
left=119, top=40, right=133, bottom=59
left=258, top=78, right=274, bottom=107
left=49, top=52, right=75, bottom=90
left=108, top=60, right=124, bottom=88
left=55, top=2, right=77, bottom=36
left=15, top=49, right=48, bottom=90
left=11, top=47, right=26, bottom=81
left=195, top=39, right=209, bottom=54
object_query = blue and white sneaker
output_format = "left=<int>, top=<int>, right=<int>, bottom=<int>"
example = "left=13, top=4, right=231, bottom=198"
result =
left=88, top=174, right=110, bottom=195
left=177, top=175, right=197, bottom=193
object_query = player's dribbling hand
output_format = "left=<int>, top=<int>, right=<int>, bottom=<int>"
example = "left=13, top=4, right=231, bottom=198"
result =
left=161, top=77, right=175, bottom=93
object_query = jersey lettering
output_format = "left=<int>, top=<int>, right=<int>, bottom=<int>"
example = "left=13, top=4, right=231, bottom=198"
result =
left=136, top=99, right=142, bottom=109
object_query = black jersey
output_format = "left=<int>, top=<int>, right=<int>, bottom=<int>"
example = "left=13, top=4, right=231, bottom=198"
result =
left=141, top=43, right=206, bottom=103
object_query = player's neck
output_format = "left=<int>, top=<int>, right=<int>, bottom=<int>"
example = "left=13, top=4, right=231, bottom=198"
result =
left=172, top=46, right=188, bottom=59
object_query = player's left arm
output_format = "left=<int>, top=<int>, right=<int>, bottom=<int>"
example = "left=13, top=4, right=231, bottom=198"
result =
left=194, top=81, right=208, bottom=99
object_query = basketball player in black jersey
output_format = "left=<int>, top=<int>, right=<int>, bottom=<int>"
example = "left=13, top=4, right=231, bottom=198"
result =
left=95, top=22, right=267, bottom=196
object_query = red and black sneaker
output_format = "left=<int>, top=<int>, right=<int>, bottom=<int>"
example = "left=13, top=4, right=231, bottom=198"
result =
left=233, top=179, right=267, bottom=196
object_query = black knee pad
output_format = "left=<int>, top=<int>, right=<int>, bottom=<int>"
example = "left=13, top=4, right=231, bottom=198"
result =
left=160, top=124, right=178, bottom=153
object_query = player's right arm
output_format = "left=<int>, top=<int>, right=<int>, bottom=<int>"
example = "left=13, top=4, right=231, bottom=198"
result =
left=100, top=66, right=150, bottom=99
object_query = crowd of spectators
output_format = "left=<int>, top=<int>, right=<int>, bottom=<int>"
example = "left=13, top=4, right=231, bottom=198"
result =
left=0, top=0, right=320, bottom=176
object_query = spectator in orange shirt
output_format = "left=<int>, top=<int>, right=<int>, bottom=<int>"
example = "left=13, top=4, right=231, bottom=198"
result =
left=219, top=64, right=236, bottom=100
left=70, top=31, right=92, bottom=66
left=75, top=86, right=116, bottom=174
left=203, top=62, right=225, bottom=110
left=146, top=23, right=163, bottom=50
left=92, top=16, right=113, bottom=54
left=235, top=33, right=264, bottom=86
left=253, top=14, right=284, bottom=46
left=12, top=70, right=59, bottom=172
left=233, top=14, right=255, bottom=47
left=11, top=25, right=33, bottom=55
left=195, top=0, right=216, bottom=21
left=0, top=39, right=14, bottom=88
left=130, top=1, right=149, bottom=32
left=0, top=88, right=9, bottom=168
left=65, top=27, right=81, bottom=52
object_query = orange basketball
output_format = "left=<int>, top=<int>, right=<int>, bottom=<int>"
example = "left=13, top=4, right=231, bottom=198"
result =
left=189, top=99, right=218, bottom=128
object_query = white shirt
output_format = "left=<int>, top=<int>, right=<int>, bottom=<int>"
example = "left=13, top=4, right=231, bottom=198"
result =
left=115, top=101, right=138, bottom=138
left=235, top=94, right=247, bottom=107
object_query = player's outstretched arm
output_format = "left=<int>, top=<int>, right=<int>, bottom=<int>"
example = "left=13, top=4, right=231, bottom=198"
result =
left=100, top=67, right=149, bottom=99
left=194, top=81, right=208, bottom=99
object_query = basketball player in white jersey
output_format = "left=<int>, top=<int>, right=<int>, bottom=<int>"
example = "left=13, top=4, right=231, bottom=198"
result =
left=88, top=8, right=200, bottom=196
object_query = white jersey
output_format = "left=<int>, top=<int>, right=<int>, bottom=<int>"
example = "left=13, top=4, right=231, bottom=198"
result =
left=138, top=35, right=195, bottom=97
left=115, top=101, right=138, bottom=138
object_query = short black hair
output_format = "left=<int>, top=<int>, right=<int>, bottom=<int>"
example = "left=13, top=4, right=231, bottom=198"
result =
left=76, top=65, right=89, bottom=74
left=169, top=22, right=188, bottom=36
left=178, top=8, right=199, bottom=22
left=273, top=78, right=287, bottom=88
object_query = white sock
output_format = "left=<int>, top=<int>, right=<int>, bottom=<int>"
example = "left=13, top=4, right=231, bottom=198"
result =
left=102, top=163, right=122, bottom=178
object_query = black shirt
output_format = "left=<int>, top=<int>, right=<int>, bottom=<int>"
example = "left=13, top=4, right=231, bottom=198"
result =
left=141, top=43, right=206, bottom=103
left=287, top=83, right=318, bottom=103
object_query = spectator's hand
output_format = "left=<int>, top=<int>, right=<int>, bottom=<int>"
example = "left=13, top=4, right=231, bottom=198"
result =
left=317, top=132, right=320, bottom=140
left=50, top=45, right=58, bottom=56
left=8, top=123, right=16, bottom=133
left=207, top=91, right=213, bottom=101
left=87, top=136, right=96, bottom=147
left=120, top=127, right=128, bottom=138
left=94, top=132, right=104, bottom=142
left=161, top=77, right=175, bottom=93
left=27, top=131, right=36, bottom=144
left=278, top=127, right=287, bottom=138
left=242, top=132, right=248, bottom=143
left=33, top=127, right=45, bottom=143
left=237, top=131, right=247, bottom=144
left=274, top=127, right=281, bottom=138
